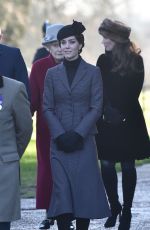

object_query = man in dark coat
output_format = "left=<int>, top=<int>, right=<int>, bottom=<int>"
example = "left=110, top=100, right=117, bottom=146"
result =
left=32, top=21, right=50, bottom=63
left=0, top=29, right=30, bottom=97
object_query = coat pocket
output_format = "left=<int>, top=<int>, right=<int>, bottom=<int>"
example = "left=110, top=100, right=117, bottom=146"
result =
left=1, top=153, right=20, bottom=162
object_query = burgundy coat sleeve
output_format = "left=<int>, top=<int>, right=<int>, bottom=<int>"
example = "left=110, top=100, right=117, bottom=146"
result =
left=29, top=62, right=40, bottom=115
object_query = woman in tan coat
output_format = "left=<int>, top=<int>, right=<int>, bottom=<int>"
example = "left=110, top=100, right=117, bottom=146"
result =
left=0, top=76, right=32, bottom=230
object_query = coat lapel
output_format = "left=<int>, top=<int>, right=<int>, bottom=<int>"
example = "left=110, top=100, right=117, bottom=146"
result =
left=0, top=44, right=4, bottom=56
left=0, top=76, right=4, bottom=88
left=56, top=59, right=87, bottom=93
left=0, top=77, right=5, bottom=111
left=57, top=63, right=71, bottom=93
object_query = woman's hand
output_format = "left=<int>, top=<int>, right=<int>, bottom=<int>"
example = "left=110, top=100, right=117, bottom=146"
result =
left=55, top=131, right=83, bottom=153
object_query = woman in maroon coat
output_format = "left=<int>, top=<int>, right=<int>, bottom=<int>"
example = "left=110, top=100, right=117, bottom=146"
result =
left=29, top=24, right=64, bottom=229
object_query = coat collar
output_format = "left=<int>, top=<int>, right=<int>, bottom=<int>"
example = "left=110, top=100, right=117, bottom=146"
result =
left=57, top=58, right=88, bottom=92
left=47, top=54, right=56, bottom=66
left=0, top=76, right=3, bottom=88
left=0, top=44, right=5, bottom=56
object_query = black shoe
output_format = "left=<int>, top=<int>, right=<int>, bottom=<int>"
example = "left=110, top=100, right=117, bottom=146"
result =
left=118, top=208, right=132, bottom=230
left=69, top=221, right=75, bottom=230
left=39, top=219, right=54, bottom=229
left=104, top=203, right=122, bottom=228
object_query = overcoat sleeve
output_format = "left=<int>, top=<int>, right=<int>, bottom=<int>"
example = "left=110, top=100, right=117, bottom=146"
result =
left=14, top=49, right=30, bottom=99
left=12, top=84, right=33, bottom=157
left=75, top=67, right=103, bottom=138
left=120, top=55, right=144, bottom=109
left=43, top=70, right=65, bottom=139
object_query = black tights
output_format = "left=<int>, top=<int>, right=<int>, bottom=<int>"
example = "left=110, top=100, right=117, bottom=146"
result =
left=101, top=160, right=137, bottom=209
left=56, top=213, right=90, bottom=230
left=76, top=217, right=90, bottom=230
left=0, top=222, right=11, bottom=230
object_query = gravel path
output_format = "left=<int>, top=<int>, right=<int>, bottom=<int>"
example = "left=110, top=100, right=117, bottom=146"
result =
left=11, top=164, right=150, bottom=230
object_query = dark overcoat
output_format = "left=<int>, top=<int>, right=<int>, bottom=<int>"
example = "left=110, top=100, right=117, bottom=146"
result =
left=32, top=46, right=49, bottom=63
left=43, top=58, right=111, bottom=219
left=0, top=44, right=29, bottom=97
left=29, top=55, right=56, bottom=209
left=96, top=53, right=150, bottom=161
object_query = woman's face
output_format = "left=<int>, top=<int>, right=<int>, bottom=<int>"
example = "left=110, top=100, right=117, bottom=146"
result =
left=102, top=37, right=115, bottom=51
left=46, top=41, right=64, bottom=63
left=60, top=36, right=82, bottom=61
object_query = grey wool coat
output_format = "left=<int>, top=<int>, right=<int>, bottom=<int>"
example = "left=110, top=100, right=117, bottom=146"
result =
left=0, top=77, right=32, bottom=222
left=43, top=58, right=110, bottom=219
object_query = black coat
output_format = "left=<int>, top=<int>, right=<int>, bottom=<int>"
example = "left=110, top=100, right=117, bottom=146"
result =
left=32, top=47, right=49, bottom=63
left=0, top=44, right=29, bottom=97
left=96, top=53, right=150, bottom=161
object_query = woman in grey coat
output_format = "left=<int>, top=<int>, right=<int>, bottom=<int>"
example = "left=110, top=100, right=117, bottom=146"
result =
left=0, top=76, right=32, bottom=230
left=43, top=20, right=110, bottom=230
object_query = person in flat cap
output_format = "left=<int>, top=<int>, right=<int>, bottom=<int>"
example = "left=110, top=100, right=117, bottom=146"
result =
left=96, top=18, right=150, bottom=230
left=43, top=20, right=110, bottom=230
left=29, top=23, right=77, bottom=230
left=32, top=21, right=51, bottom=63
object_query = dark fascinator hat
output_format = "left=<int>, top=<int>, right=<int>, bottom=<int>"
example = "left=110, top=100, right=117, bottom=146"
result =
left=98, top=18, right=131, bottom=43
left=57, top=20, right=86, bottom=41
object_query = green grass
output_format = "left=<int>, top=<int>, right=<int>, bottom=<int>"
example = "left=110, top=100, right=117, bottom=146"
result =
left=20, top=140, right=36, bottom=198
left=115, top=159, right=150, bottom=171
left=139, top=89, right=150, bottom=134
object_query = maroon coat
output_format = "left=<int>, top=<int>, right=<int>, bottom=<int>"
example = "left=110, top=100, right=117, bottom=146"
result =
left=29, top=55, right=56, bottom=209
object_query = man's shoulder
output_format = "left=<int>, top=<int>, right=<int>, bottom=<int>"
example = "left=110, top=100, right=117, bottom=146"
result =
left=3, top=76, right=23, bottom=91
left=33, top=55, right=55, bottom=68
left=80, top=58, right=99, bottom=72
left=0, top=44, right=20, bottom=54
left=3, top=77, right=26, bottom=104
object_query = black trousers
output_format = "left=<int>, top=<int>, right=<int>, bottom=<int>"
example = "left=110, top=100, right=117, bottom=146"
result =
left=0, top=222, right=11, bottom=230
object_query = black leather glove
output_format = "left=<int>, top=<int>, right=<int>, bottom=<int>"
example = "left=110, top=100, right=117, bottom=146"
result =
left=55, top=131, right=83, bottom=153
left=55, top=133, right=69, bottom=151
left=67, top=131, right=83, bottom=151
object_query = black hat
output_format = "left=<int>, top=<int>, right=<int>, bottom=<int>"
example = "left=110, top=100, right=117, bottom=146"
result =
left=42, top=20, right=50, bottom=35
left=57, top=20, right=86, bottom=41
left=98, top=18, right=131, bottom=43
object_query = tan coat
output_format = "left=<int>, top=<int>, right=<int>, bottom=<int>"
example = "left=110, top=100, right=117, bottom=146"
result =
left=0, top=77, right=32, bottom=221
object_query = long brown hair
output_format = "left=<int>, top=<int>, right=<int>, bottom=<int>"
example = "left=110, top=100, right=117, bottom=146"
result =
left=111, top=41, right=142, bottom=76
left=75, top=34, right=85, bottom=54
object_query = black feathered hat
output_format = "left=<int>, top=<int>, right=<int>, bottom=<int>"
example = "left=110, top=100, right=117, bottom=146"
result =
left=57, top=20, right=86, bottom=41
left=98, top=18, right=131, bottom=43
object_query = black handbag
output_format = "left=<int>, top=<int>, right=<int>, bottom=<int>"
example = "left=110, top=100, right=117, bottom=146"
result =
left=103, top=104, right=126, bottom=126
left=103, top=89, right=126, bottom=126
